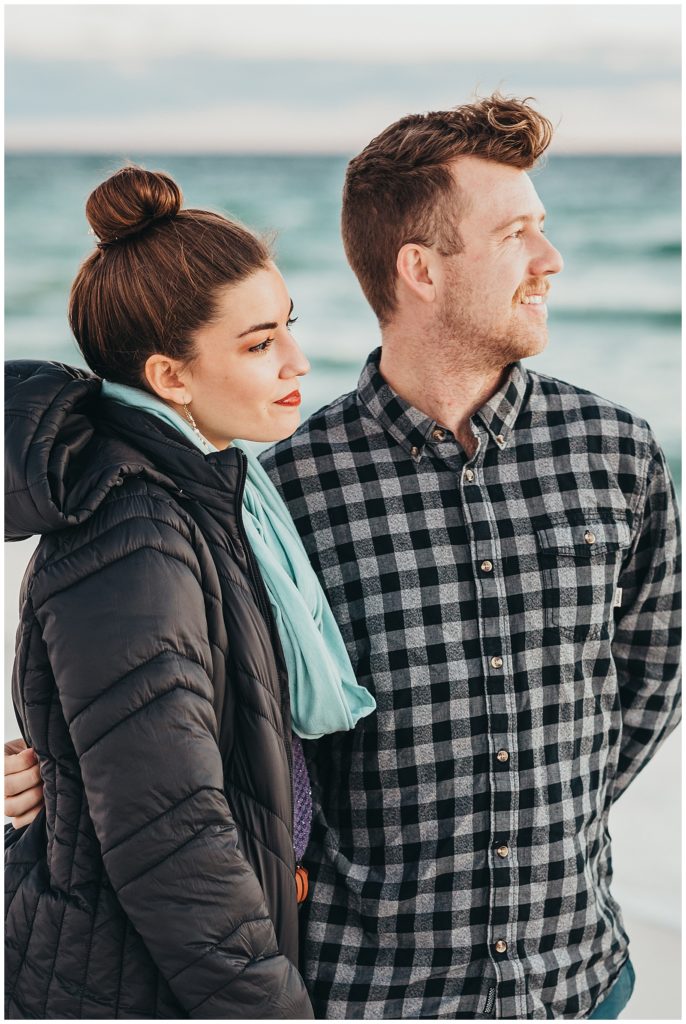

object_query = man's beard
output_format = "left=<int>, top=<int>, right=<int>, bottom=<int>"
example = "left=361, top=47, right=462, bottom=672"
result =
left=436, top=279, right=549, bottom=372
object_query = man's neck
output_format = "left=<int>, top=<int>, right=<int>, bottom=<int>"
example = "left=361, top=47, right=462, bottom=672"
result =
left=379, top=333, right=509, bottom=455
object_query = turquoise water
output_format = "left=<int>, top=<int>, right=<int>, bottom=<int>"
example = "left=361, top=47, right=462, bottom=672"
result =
left=5, top=154, right=681, bottom=486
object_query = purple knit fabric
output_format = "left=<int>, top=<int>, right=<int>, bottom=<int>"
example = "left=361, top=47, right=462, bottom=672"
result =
left=291, top=734, right=312, bottom=862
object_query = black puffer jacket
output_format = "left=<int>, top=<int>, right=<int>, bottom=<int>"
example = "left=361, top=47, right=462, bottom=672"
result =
left=5, top=361, right=313, bottom=1020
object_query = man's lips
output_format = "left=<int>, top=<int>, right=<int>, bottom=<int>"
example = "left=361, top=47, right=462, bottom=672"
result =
left=516, top=287, right=549, bottom=314
left=274, top=389, right=302, bottom=407
left=516, top=282, right=550, bottom=304
left=519, top=300, right=548, bottom=317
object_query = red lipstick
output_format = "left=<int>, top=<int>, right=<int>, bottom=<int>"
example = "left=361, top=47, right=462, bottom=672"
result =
left=275, top=390, right=301, bottom=407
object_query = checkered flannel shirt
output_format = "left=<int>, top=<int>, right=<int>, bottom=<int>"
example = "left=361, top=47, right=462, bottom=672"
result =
left=261, top=349, right=681, bottom=1020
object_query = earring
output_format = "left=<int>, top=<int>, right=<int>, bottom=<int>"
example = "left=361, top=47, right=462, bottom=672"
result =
left=183, top=402, right=212, bottom=451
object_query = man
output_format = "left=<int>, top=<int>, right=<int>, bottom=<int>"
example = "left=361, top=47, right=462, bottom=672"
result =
left=6, top=95, right=681, bottom=1018
left=260, top=95, right=681, bottom=1018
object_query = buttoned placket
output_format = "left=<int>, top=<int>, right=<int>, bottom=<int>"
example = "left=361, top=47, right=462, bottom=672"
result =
left=460, top=425, right=527, bottom=1020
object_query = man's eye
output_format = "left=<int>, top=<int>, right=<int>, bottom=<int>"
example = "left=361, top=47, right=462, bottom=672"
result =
left=508, top=229, right=524, bottom=240
left=249, top=339, right=273, bottom=353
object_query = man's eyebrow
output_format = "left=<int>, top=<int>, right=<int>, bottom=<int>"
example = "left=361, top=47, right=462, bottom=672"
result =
left=237, top=299, right=294, bottom=338
left=492, top=212, right=547, bottom=234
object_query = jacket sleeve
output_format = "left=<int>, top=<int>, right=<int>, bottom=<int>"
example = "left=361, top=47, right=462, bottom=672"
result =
left=611, top=440, right=681, bottom=801
left=33, top=513, right=313, bottom=1019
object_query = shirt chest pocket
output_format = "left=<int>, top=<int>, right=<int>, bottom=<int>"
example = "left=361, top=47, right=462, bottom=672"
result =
left=535, top=513, right=632, bottom=641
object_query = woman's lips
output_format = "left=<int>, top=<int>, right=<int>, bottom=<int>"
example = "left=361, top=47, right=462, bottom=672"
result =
left=274, top=390, right=302, bottom=407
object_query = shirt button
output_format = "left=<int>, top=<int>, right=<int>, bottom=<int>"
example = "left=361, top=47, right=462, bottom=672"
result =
left=496, top=434, right=506, bottom=445
left=480, top=560, right=493, bottom=573
left=491, top=656, right=503, bottom=669
left=584, top=530, right=596, bottom=545
left=496, top=845, right=510, bottom=858
left=431, top=427, right=446, bottom=442
left=464, top=468, right=475, bottom=482
left=496, top=749, right=509, bottom=763
left=410, top=446, right=420, bottom=458
left=494, top=939, right=508, bottom=954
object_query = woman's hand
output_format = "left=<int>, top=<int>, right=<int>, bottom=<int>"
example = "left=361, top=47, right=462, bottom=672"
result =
left=4, top=738, right=43, bottom=828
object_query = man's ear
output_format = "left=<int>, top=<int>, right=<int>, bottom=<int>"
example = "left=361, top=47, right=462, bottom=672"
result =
left=396, top=243, right=437, bottom=305
left=144, top=354, right=192, bottom=406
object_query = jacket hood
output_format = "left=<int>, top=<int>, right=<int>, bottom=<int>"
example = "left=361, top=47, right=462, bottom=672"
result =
left=5, top=360, right=246, bottom=542
left=5, top=361, right=161, bottom=540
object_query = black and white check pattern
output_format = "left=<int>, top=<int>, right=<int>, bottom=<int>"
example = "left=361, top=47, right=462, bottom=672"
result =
left=261, top=348, right=681, bottom=1020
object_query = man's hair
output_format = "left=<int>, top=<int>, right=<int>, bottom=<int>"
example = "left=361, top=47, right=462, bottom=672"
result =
left=341, top=93, right=554, bottom=326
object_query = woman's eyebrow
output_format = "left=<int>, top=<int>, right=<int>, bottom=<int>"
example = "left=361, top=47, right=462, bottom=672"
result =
left=237, top=299, right=294, bottom=338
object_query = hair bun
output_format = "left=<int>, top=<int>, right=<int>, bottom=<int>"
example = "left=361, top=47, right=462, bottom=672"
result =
left=86, top=166, right=182, bottom=245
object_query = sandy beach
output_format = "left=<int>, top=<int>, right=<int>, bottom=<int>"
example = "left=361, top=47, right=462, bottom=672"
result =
left=5, top=536, right=681, bottom=1017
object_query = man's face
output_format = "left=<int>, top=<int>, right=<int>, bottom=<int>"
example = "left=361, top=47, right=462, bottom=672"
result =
left=435, top=156, right=564, bottom=367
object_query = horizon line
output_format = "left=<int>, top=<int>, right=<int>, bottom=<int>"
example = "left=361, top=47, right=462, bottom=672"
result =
left=6, top=148, right=681, bottom=159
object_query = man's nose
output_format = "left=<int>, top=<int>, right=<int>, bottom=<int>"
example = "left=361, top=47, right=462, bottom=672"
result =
left=530, top=236, right=564, bottom=278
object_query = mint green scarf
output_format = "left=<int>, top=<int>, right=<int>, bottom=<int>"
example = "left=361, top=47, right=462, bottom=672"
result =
left=101, top=381, right=376, bottom=740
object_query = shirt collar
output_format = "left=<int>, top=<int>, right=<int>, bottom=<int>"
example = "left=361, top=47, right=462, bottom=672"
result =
left=356, top=347, right=529, bottom=460
left=475, top=360, right=530, bottom=449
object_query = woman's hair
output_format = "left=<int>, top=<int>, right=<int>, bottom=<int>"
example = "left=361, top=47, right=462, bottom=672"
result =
left=341, top=93, right=554, bottom=326
left=69, top=165, right=271, bottom=384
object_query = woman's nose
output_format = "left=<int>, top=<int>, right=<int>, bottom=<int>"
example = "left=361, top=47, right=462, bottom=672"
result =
left=280, top=335, right=310, bottom=378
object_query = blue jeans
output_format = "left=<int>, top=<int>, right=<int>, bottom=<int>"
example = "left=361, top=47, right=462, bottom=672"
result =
left=587, top=959, right=635, bottom=1019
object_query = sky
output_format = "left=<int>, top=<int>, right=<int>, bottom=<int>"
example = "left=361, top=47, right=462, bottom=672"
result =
left=5, top=3, right=682, bottom=153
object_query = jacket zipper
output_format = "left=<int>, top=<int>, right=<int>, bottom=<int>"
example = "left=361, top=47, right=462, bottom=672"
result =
left=234, top=450, right=295, bottom=834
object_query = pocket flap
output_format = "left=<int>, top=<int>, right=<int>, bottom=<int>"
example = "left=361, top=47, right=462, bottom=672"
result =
left=536, top=517, right=631, bottom=556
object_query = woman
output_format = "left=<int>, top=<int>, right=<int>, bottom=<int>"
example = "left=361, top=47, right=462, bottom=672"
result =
left=4, top=166, right=374, bottom=1019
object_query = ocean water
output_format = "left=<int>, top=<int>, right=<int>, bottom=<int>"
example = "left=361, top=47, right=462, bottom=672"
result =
left=5, top=153, right=681, bottom=488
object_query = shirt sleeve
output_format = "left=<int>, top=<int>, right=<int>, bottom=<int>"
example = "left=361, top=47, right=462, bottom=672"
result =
left=611, top=439, right=681, bottom=801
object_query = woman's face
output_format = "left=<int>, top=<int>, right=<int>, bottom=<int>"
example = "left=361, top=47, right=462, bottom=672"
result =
left=180, top=263, right=310, bottom=448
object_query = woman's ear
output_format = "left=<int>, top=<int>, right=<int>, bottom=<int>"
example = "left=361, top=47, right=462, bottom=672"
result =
left=144, top=355, right=192, bottom=406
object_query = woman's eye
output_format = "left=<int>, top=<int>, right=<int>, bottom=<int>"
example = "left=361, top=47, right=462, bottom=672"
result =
left=249, top=339, right=273, bottom=353
left=287, top=316, right=298, bottom=330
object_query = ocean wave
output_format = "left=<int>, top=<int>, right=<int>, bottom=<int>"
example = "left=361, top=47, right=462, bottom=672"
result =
left=551, top=308, right=680, bottom=327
